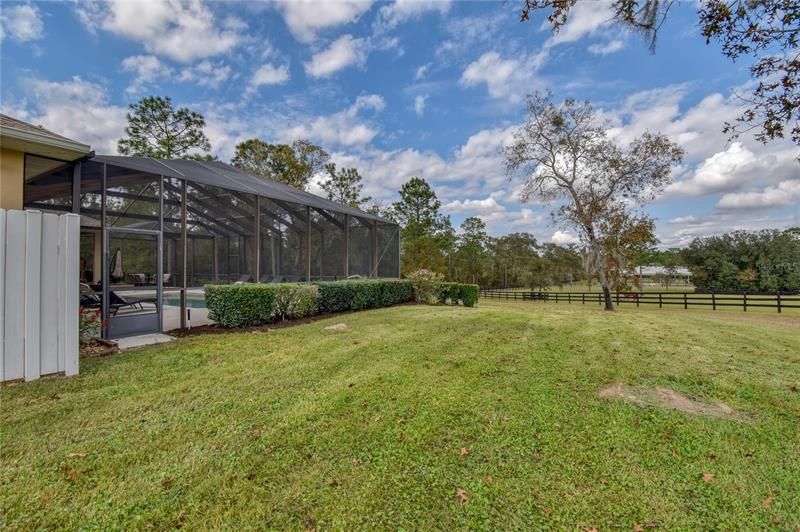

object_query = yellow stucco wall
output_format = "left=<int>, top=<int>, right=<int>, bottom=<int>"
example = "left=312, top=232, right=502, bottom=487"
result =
left=0, top=147, right=24, bottom=210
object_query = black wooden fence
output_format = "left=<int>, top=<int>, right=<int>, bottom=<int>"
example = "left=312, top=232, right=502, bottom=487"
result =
left=479, top=289, right=800, bottom=313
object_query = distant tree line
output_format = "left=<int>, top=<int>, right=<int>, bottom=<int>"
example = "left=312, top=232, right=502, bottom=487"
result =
left=681, top=228, right=800, bottom=292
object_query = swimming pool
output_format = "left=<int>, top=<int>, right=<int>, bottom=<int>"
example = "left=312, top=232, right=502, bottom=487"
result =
left=162, top=294, right=207, bottom=308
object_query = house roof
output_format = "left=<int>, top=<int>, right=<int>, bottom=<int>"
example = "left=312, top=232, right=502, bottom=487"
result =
left=0, top=114, right=91, bottom=161
left=638, top=265, right=692, bottom=276
left=91, top=155, right=392, bottom=224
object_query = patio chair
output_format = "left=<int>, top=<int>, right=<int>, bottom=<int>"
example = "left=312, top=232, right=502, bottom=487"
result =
left=79, top=283, right=101, bottom=309
left=109, top=291, right=156, bottom=316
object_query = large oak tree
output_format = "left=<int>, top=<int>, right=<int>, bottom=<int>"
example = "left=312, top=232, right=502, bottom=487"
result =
left=504, top=93, right=683, bottom=310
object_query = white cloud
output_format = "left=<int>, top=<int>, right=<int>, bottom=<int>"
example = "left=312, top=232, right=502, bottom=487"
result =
left=551, top=230, right=580, bottom=245
left=544, top=0, right=615, bottom=46
left=717, top=180, right=800, bottom=210
left=304, top=34, right=367, bottom=78
left=414, top=94, right=428, bottom=116
left=178, top=60, right=233, bottom=88
left=19, top=77, right=127, bottom=154
left=588, top=39, right=624, bottom=55
left=460, top=51, right=547, bottom=102
left=77, top=0, right=241, bottom=63
left=376, top=0, right=451, bottom=30
left=435, top=13, right=506, bottom=61
left=279, top=94, right=385, bottom=147
left=276, top=0, right=373, bottom=43
left=248, top=63, right=290, bottom=91
left=444, top=196, right=506, bottom=215
left=121, top=54, right=172, bottom=94
left=325, top=124, right=518, bottom=205
left=454, top=1, right=617, bottom=101
left=0, top=3, right=44, bottom=42
left=666, top=143, right=758, bottom=196
left=665, top=141, right=799, bottom=199
left=415, top=63, right=430, bottom=81
left=604, top=86, right=799, bottom=202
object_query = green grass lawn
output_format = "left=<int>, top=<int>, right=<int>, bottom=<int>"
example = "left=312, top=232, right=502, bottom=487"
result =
left=2, top=302, right=799, bottom=529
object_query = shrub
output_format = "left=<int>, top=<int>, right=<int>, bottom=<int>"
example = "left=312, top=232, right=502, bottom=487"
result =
left=316, top=279, right=414, bottom=313
left=79, top=308, right=106, bottom=344
left=438, top=282, right=461, bottom=305
left=406, top=269, right=444, bottom=304
left=274, top=284, right=319, bottom=320
left=437, top=282, right=480, bottom=307
left=205, top=284, right=277, bottom=328
left=206, top=280, right=413, bottom=328
left=460, top=284, right=480, bottom=307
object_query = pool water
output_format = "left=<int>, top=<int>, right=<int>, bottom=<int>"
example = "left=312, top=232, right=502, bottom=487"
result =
left=163, top=295, right=207, bottom=308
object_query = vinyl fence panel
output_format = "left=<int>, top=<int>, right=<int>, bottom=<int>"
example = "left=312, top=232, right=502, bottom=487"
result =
left=1, top=209, right=79, bottom=382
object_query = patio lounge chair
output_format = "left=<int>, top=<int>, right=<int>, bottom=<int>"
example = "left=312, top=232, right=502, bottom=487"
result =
left=80, top=283, right=101, bottom=309
left=80, top=283, right=155, bottom=315
left=109, top=291, right=156, bottom=316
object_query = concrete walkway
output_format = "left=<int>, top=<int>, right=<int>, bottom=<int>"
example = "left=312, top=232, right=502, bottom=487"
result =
left=116, top=333, right=176, bottom=351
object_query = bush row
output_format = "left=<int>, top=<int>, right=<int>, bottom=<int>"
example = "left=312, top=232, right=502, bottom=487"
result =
left=205, top=280, right=414, bottom=328
left=316, top=279, right=414, bottom=313
left=438, top=282, right=480, bottom=307
left=405, top=269, right=479, bottom=307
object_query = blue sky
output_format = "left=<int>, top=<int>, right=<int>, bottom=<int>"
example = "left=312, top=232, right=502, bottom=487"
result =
left=2, top=0, right=798, bottom=247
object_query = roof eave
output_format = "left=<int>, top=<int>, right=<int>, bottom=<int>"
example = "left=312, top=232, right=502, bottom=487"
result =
left=0, top=126, right=91, bottom=161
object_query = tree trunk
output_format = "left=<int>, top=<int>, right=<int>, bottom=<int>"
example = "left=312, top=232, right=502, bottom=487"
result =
left=597, top=267, right=614, bottom=311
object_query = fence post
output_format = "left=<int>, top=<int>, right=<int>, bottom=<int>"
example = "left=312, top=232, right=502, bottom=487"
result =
left=24, top=211, right=42, bottom=382
left=659, top=293, right=662, bottom=309
left=683, top=293, right=687, bottom=310
left=616, top=291, right=620, bottom=306
left=636, top=292, right=640, bottom=308
left=743, top=292, right=747, bottom=312
left=712, top=292, right=716, bottom=311
left=582, top=293, right=585, bottom=305
left=777, top=291, right=781, bottom=314
left=568, top=293, right=571, bottom=304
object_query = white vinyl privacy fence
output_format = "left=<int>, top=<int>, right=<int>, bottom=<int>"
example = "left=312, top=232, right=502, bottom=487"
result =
left=1, top=209, right=79, bottom=382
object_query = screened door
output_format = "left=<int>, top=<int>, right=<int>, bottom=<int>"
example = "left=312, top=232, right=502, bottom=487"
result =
left=103, top=228, right=162, bottom=338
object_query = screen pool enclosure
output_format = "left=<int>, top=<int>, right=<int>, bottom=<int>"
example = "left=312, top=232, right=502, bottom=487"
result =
left=23, top=154, right=400, bottom=338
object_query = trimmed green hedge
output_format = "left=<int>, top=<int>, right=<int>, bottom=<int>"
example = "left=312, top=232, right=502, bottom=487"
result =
left=316, top=279, right=413, bottom=313
left=205, top=284, right=277, bottom=328
left=274, top=284, right=319, bottom=320
left=438, top=282, right=480, bottom=307
left=205, top=279, right=473, bottom=329
left=206, top=279, right=414, bottom=328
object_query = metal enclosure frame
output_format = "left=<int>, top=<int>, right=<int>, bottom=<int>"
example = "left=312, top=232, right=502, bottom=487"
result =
left=22, top=155, right=401, bottom=339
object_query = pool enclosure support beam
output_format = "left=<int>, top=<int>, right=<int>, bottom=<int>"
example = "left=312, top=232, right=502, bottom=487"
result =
left=157, top=176, right=164, bottom=333
left=255, top=197, right=261, bottom=282
left=344, top=214, right=350, bottom=279
left=180, top=179, right=187, bottom=329
left=100, top=163, right=109, bottom=339
left=71, top=162, right=81, bottom=214
left=372, top=220, right=378, bottom=279
left=306, top=206, right=311, bottom=282
left=397, top=225, right=401, bottom=278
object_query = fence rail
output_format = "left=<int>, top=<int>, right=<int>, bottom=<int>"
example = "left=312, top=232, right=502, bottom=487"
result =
left=479, top=288, right=800, bottom=313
